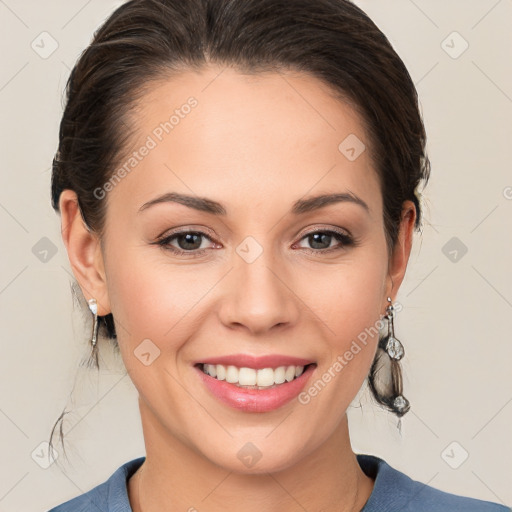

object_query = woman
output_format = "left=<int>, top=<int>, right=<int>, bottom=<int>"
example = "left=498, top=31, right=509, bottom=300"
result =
left=47, top=0, right=510, bottom=510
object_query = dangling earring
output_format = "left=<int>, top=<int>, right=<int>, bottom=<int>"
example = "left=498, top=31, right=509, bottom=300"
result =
left=368, top=297, right=410, bottom=421
left=80, top=298, right=100, bottom=369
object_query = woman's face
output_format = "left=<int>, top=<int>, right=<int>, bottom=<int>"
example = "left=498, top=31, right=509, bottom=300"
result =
left=72, top=66, right=414, bottom=473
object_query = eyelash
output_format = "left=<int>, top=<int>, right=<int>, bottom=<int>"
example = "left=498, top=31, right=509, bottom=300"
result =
left=153, top=227, right=357, bottom=258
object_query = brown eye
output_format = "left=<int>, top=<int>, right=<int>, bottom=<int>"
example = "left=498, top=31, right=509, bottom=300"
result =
left=295, top=229, right=355, bottom=254
left=154, top=230, right=216, bottom=257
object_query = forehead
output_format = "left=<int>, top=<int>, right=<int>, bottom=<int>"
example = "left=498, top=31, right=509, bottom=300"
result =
left=109, top=66, right=382, bottom=219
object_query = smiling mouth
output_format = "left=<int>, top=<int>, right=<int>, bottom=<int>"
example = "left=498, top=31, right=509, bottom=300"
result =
left=197, top=363, right=316, bottom=389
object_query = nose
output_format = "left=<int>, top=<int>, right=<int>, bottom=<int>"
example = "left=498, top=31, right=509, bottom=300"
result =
left=217, top=244, right=300, bottom=336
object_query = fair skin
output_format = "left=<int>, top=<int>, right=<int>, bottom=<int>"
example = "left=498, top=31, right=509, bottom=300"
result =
left=59, top=66, right=416, bottom=511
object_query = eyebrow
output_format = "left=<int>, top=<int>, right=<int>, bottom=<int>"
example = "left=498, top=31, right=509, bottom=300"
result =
left=138, top=191, right=370, bottom=216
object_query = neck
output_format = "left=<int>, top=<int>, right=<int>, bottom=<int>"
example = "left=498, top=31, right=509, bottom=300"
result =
left=129, top=400, right=374, bottom=512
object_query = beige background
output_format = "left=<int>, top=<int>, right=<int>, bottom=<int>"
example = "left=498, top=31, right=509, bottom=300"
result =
left=0, top=1, right=511, bottom=510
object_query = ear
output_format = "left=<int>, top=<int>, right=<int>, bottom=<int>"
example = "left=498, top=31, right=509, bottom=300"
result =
left=384, top=200, right=417, bottom=304
left=59, top=189, right=111, bottom=316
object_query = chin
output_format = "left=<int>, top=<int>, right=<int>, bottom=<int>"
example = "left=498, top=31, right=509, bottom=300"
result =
left=196, top=432, right=313, bottom=476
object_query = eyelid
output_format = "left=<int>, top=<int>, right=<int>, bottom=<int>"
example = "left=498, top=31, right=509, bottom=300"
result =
left=296, top=224, right=353, bottom=240
left=156, top=224, right=352, bottom=243
left=153, top=224, right=357, bottom=257
left=155, top=225, right=217, bottom=240
left=156, top=226, right=349, bottom=243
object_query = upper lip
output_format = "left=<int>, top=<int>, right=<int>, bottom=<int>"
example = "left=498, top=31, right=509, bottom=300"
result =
left=196, top=354, right=315, bottom=370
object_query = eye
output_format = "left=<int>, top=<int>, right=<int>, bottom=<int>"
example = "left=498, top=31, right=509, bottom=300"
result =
left=294, top=229, right=355, bottom=254
left=155, top=230, right=216, bottom=257
left=153, top=227, right=356, bottom=257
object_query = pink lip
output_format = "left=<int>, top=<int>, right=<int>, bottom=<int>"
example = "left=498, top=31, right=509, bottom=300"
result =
left=196, top=353, right=314, bottom=369
left=195, top=363, right=316, bottom=413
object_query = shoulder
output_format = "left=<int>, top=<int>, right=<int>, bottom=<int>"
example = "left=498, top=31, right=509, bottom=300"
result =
left=357, top=454, right=511, bottom=512
left=46, top=456, right=145, bottom=512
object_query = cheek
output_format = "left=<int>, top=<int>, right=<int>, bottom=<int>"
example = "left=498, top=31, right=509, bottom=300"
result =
left=311, top=251, right=387, bottom=339
left=104, top=246, right=222, bottom=365
left=103, top=247, right=185, bottom=348
left=312, top=249, right=388, bottom=381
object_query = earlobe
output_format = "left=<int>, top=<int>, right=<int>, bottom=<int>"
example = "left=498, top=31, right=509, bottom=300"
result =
left=384, top=200, right=417, bottom=302
left=59, top=190, right=111, bottom=316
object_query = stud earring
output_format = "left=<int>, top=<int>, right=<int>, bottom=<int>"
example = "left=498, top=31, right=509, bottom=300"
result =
left=81, top=298, right=100, bottom=369
left=368, top=297, right=410, bottom=420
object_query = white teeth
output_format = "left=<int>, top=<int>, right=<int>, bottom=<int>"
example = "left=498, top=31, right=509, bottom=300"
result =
left=215, top=364, right=226, bottom=380
left=202, top=363, right=307, bottom=387
left=274, top=366, right=286, bottom=384
left=285, top=365, right=296, bottom=382
left=257, top=368, right=274, bottom=387
left=205, top=364, right=217, bottom=378
left=239, top=367, right=257, bottom=386
left=225, top=365, right=238, bottom=383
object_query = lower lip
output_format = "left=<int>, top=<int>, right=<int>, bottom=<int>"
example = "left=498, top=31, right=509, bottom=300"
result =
left=196, top=364, right=316, bottom=413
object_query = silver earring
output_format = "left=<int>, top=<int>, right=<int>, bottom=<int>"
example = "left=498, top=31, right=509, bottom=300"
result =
left=368, top=297, right=410, bottom=419
left=81, top=298, right=100, bottom=369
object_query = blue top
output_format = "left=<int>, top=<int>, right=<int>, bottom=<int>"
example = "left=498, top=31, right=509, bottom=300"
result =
left=47, top=454, right=511, bottom=511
